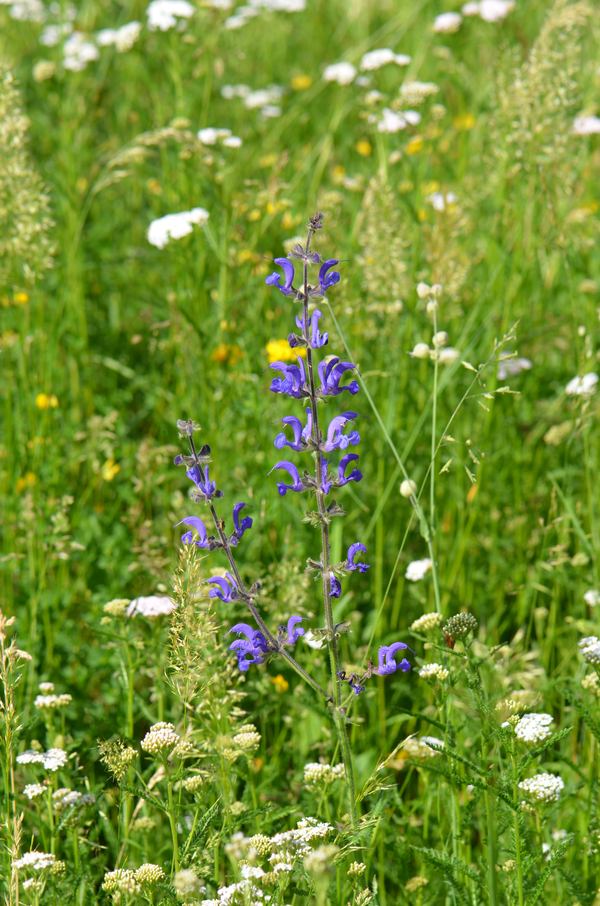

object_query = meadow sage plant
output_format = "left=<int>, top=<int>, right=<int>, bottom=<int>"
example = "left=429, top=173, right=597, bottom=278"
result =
left=175, top=213, right=412, bottom=823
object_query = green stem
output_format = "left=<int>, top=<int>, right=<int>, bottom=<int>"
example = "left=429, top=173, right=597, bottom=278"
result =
left=166, top=777, right=180, bottom=873
left=511, top=744, right=525, bottom=906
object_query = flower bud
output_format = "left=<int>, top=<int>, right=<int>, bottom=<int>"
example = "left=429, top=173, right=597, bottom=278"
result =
left=432, top=330, right=448, bottom=348
left=400, top=479, right=417, bottom=498
left=410, top=343, right=430, bottom=359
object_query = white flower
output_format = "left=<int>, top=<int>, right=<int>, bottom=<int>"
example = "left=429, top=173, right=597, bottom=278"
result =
left=17, top=747, right=68, bottom=771
left=375, top=108, right=420, bottom=133
left=478, top=0, right=514, bottom=21
left=127, top=595, right=176, bottom=618
left=427, top=191, right=458, bottom=212
left=410, top=342, right=431, bottom=359
left=359, top=48, right=411, bottom=70
left=4, top=0, right=45, bottom=22
left=34, top=693, right=72, bottom=709
left=147, top=208, right=209, bottom=249
left=141, top=721, right=180, bottom=755
left=402, top=736, right=444, bottom=759
left=579, top=636, right=600, bottom=665
left=63, top=33, right=99, bottom=72
left=433, top=11, right=462, bottom=33
left=302, top=630, right=325, bottom=649
left=584, top=589, right=600, bottom=607
left=400, top=478, right=418, bottom=498
left=405, top=558, right=432, bottom=582
left=23, top=783, right=46, bottom=800
left=438, top=347, right=460, bottom=365
left=243, top=86, right=283, bottom=109
left=399, top=81, right=439, bottom=106
left=303, top=762, right=345, bottom=786
left=418, top=662, right=449, bottom=681
left=197, top=127, right=231, bottom=145
left=13, top=851, right=56, bottom=871
left=518, top=772, right=564, bottom=803
left=222, top=135, right=242, bottom=148
left=513, top=712, right=554, bottom=745
left=323, top=62, right=357, bottom=85
left=40, top=23, right=73, bottom=46
left=462, top=1, right=480, bottom=13
left=573, top=115, right=600, bottom=136
left=96, top=22, right=142, bottom=52
left=497, top=356, right=532, bottom=380
left=565, top=372, right=598, bottom=396
left=146, top=0, right=194, bottom=31
left=410, top=612, right=443, bottom=632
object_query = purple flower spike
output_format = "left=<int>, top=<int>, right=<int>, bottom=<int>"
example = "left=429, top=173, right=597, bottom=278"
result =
left=320, top=457, right=333, bottom=494
left=329, top=573, right=342, bottom=598
left=338, top=453, right=362, bottom=486
left=349, top=678, right=365, bottom=695
left=270, top=461, right=305, bottom=496
left=323, top=412, right=360, bottom=452
left=230, top=503, right=252, bottom=546
left=347, top=542, right=369, bottom=573
left=318, top=259, right=341, bottom=294
left=186, top=464, right=217, bottom=499
left=318, top=357, right=360, bottom=397
left=296, top=310, right=328, bottom=348
left=269, top=359, right=307, bottom=399
left=265, top=257, right=295, bottom=296
left=229, top=623, right=270, bottom=672
left=177, top=515, right=210, bottom=548
left=286, top=615, right=305, bottom=645
left=207, top=573, right=238, bottom=603
left=376, top=642, right=411, bottom=676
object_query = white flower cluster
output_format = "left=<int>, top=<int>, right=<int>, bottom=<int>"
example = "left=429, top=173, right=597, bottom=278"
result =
left=220, top=83, right=284, bottom=118
left=434, top=1, right=514, bottom=32
left=513, top=712, right=554, bottom=745
left=127, top=594, right=177, bottom=617
left=303, top=762, right=345, bottom=786
left=102, top=868, right=141, bottom=896
left=374, top=108, right=421, bottom=134
left=402, top=736, right=444, bottom=759
left=96, top=22, right=142, bottom=51
left=63, top=32, right=99, bottom=71
left=411, top=330, right=460, bottom=365
left=323, top=62, right=357, bottom=85
left=52, top=788, right=95, bottom=812
left=135, top=863, right=165, bottom=884
left=13, top=851, right=56, bottom=871
left=140, top=722, right=180, bottom=755
left=427, top=191, right=458, bottom=213
left=418, top=663, right=449, bottom=682
left=17, top=747, right=68, bottom=771
left=399, top=80, right=439, bottom=106
left=34, top=692, right=72, bottom=710
left=224, top=0, right=305, bottom=30
left=146, top=0, right=194, bottom=31
left=518, top=772, right=564, bottom=803
left=584, top=590, right=600, bottom=608
left=579, top=636, right=600, bottom=665
left=573, top=115, right=600, bottom=136
left=232, top=725, right=261, bottom=752
left=497, top=356, right=532, bottom=380
left=23, top=782, right=46, bottom=800
left=565, top=373, right=598, bottom=397
left=410, top=612, right=443, bottom=633
left=359, top=48, right=411, bottom=71
left=147, top=210, right=209, bottom=250
left=405, top=558, right=432, bottom=582
left=197, top=127, right=242, bottom=148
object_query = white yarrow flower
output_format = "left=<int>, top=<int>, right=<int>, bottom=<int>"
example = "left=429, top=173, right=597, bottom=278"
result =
left=579, top=636, right=600, bottom=665
left=513, top=712, right=554, bottom=745
left=497, top=357, right=532, bottom=380
left=146, top=0, right=194, bottom=31
left=23, top=783, right=46, bottom=800
left=323, top=62, right=357, bottom=85
left=147, top=209, right=209, bottom=249
left=565, top=373, right=598, bottom=396
left=583, top=589, right=600, bottom=608
left=433, top=11, right=462, bottom=33
left=418, top=662, right=449, bottom=682
left=13, top=851, right=56, bottom=871
left=127, top=595, right=177, bottom=618
left=359, top=48, right=411, bottom=71
left=410, top=612, right=443, bottom=632
left=573, top=115, right=600, bottom=136
left=405, top=558, right=432, bottom=582
left=518, top=772, right=564, bottom=803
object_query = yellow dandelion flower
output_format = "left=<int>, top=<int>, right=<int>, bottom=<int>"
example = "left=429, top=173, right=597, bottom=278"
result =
left=423, top=180, right=440, bottom=195
left=211, top=343, right=243, bottom=365
left=355, top=139, right=372, bottom=157
left=281, top=211, right=297, bottom=231
left=35, top=393, right=59, bottom=410
left=237, top=249, right=257, bottom=265
left=16, top=472, right=37, bottom=493
left=266, top=339, right=306, bottom=364
left=101, top=459, right=120, bottom=482
left=417, top=209, right=427, bottom=222
left=247, top=209, right=261, bottom=222
left=291, top=74, right=312, bottom=91
left=405, top=136, right=424, bottom=156
left=453, top=112, right=475, bottom=131
left=14, top=291, right=29, bottom=305
left=331, top=165, right=346, bottom=184
left=259, top=153, right=278, bottom=168
left=271, top=674, right=289, bottom=693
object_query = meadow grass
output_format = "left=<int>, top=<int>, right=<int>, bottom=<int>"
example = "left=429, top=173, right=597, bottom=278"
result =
left=1, top=0, right=599, bottom=903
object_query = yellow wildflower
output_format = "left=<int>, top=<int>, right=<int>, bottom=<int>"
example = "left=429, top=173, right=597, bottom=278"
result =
left=281, top=211, right=298, bottom=231
left=271, top=674, right=289, bottom=694
left=406, top=136, right=424, bottom=155
left=355, top=139, right=372, bottom=157
left=147, top=178, right=162, bottom=195
left=266, top=339, right=306, bottom=364
left=35, top=393, right=59, bottom=410
left=247, top=209, right=261, bottom=222
left=423, top=180, right=440, bottom=194
left=211, top=343, right=243, bottom=365
left=259, top=153, right=278, bottom=168
left=453, top=112, right=475, bottom=130
left=331, top=165, right=346, bottom=184
left=237, top=249, right=258, bottom=265
left=101, top=459, right=120, bottom=482
left=291, top=74, right=312, bottom=91
left=14, top=291, right=29, bottom=305
left=16, top=472, right=37, bottom=493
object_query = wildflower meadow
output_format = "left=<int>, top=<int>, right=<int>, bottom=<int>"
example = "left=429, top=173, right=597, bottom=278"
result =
left=1, top=0, right=600, bottom=903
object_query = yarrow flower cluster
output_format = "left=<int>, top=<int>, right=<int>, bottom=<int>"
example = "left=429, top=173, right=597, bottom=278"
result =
left=518, top=772, right=564, bottom=803
left=410, top=612, right=443, bottom=632
left=17, top=747, right=68, bottom=771
left=579, top=636, right=600, bottom=665
left=13, top=851, right=57, bottom=871
left=418, top=662, right=449, bottom=682
left=513, top=712, right=554, bottom=745
left=303, top=762, right=345, bottom=786
left=140, top=721, right=180, bottom=756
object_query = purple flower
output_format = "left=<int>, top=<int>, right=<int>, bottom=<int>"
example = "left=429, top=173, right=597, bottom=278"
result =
left=318, top=357, right=360, bottom=397
left=270, top=461, right=305, bottom=496
left=265, top=257, right=295, bottom=296
left=177, top=515, right=211, bottom=548
left=274, top=409, right=312, bottom=451
left=349, top=677, right=365, bottom=695
left=338, top=453, right=362, bottom=486
left=230, top=503, right=252, bottom=546
left=376, top=642, right=411, bottom=676
left=329, top=573, right=342, bottom=598
left=320, top=457, right=333, bottom=494
left=229, top=622, right=270, bottom=671
left=296, top=309, right=328, bottom=348
left=207, top=573, right=238, bottom=603
left=318, top=259, right=341, bottom=294
left=322, top=412, right=360, bottom=452
left=347, top=542, right=369, bottom=573
left=285, top=615, right=305, bottom=645
left=269, top=359, right=307, bottom=399
left=186, top=464, right=217, bottom=499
